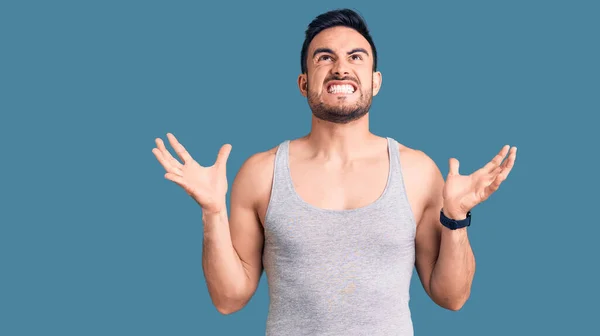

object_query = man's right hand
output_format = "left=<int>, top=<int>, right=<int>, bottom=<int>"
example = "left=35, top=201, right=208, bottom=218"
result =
left=152, top=133, right=232, bottom=215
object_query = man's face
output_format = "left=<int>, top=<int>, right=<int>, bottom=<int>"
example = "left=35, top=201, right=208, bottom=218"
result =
left=298, top=26, right=382, bottom=124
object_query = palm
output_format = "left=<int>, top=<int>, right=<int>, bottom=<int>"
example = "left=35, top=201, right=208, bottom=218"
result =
left=152, top=133, right=232, bottom=214
left=178, top=160, right=228, bottom=207
left=443, top=174, right=479, bottom=211
left=443, top=145, right=517, bottom=215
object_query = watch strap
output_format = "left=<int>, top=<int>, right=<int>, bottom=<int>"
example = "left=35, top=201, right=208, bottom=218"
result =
left=439, top=209, right=471, bottom=230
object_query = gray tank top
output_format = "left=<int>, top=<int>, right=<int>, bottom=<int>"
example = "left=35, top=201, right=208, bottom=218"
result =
left=262, top=137, right=417, bottom=336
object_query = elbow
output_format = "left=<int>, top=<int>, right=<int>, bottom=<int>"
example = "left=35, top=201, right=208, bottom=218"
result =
left=208, top=277, right=255, bottom=315
left=429, top=276, right=473, bottom=311
left=212, top=291, right=250, bottom=315
left=437, top=293, right=470, bottom=311
left=215, top=303, right=243, bottom=315
left=430, top=285, right=471, bottom=311
left=443, top=300, right=466, bottom=311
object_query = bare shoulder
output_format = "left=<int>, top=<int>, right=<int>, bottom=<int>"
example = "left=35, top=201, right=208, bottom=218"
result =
left=396, top=142, right=441, bottom=178
left=232, top=145, right=277, bottom=195
left=395, top=141, right=445, bottom=223
left=237, top=145, right=277, bottom=176
left=230, top=144, right=280, bottom=223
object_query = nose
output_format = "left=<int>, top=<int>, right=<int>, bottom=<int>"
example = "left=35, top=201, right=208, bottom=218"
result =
left=332, top=59, right=350, bottom=76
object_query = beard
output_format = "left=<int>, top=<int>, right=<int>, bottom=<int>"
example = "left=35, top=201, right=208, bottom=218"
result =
left=307, top=75, right=373, bottom=124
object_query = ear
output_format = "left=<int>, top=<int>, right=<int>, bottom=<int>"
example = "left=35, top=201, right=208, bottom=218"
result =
left=298, top=73, right=308, bottom=97
left=372, top=71, right=382, bottom=96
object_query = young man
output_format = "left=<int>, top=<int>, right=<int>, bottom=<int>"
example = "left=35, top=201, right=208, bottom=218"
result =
left=152, top=8, right=517, bottom=336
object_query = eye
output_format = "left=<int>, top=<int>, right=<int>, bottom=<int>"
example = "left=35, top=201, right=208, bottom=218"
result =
left=350, top=54, right=363, bottom=61
left=318, top=55, right=333, bottom=62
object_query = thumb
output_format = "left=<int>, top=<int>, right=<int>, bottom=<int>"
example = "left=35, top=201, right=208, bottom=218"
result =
left=448, top=158, right=460, bottom=176
left=215, top=144, right=232, bottom=168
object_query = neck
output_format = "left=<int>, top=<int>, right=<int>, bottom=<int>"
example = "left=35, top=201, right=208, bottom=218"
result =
left=304, top=113, right=376, bottom=160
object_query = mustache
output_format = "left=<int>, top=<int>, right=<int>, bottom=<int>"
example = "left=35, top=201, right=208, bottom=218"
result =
left=324, top=75, right=360, bottom=86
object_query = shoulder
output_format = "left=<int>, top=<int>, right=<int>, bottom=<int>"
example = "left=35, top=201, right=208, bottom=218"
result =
left=393, top=140, right=445, bottom=213
left=230, top=142, right=281, bottom=204
left=239, top=145, right=278, bottom=174
left=394, top=140, right=442, bottom=180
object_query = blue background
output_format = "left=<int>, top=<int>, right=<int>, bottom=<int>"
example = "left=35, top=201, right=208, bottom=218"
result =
left=1, top=0, right=598, bottom=335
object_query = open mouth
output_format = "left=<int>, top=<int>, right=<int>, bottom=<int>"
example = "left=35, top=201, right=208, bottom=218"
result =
left=326, top=81, right=357, bottom=95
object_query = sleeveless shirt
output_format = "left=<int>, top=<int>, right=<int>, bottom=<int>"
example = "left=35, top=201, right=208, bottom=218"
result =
left=262, top=137, right=417, bottom=336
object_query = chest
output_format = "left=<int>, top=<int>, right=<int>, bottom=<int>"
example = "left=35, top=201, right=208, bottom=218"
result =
left=289, top=156, right=389, bottom=211
left=256, top=145, right=428, bottom=228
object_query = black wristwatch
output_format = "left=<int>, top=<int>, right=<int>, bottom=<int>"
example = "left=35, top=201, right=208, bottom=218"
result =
left=439, top=209, right=471, bottom=230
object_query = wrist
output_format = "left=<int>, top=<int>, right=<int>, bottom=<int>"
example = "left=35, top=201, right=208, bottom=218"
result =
left=439, top=207, right=471, bottom=231
left=202, top=208, right=227, bottom=220
left=442, top=207, right=467, bottom=220
left=202, top=209, right=228, bottom=236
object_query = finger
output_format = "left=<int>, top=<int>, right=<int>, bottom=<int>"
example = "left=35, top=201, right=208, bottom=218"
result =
left=493, top=163, right=505, bottom=175
left=485, top=173, right=505, bottom=194
left=165, top=172, right=185, bottom=185
left=497, top=146, right=517, bottom=180
left=156, top=138, right=183, bottom=169
left=165, top=172, right=194, bottom=194
left=152, top=147, right=174, bottom=171
left=153, top=148, right=184, bottom=175
left=215, top=144, right=232, bottom=168
left=485, top=166, right=503, bottom=183
left=485, top=149, right=516, bottom=191
left=482, top=145, right=510, bottom=173
left=167, top=133, right=194, bottom=164
left=448, top=158, right=460, bottom=176
left=506, top=146, right=517, bottom=165
left=483, top=181, right=500, bottom=197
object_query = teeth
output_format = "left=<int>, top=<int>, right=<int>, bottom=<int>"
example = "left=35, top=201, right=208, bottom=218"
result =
left=328, top=84, right=355, bottom=94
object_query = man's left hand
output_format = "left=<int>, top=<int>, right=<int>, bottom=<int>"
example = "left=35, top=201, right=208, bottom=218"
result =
left=442, top=145, right=517, bottom=219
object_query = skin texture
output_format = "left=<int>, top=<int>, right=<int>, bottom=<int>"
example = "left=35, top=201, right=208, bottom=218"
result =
left=152, top=26, right=517, bottom=315
left=300, top=27, right=381, bottom=124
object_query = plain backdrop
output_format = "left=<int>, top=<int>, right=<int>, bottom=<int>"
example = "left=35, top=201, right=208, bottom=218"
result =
left=1, top=0, right=598, bottom=335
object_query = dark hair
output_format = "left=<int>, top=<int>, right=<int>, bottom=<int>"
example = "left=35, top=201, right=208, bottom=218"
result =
left=300, top=8, right=377, bottom=74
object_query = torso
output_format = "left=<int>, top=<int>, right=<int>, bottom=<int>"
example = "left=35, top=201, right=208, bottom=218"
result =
left=257, top=135, right=427, bottom=335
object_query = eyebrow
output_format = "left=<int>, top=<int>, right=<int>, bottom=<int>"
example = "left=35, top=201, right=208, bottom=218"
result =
left=312, top=47, right=370, bottom=58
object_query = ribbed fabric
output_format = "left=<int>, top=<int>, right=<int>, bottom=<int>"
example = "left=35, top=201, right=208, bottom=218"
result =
left=262, top=137, right=417, bottom=336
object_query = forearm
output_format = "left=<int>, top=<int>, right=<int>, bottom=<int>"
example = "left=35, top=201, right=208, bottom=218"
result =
left=201, top=210, right=249, bottom=311
left=430, top=215, right=476, bottom=310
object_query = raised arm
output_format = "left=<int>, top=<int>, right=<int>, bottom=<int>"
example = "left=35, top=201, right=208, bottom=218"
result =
left=202, top=151, right=273, bottom=314
left=152, top=133, right=272, bottom=314
left=413, top=156, right=475, bottom=311
left=414, top=145, right=516, bottom=310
